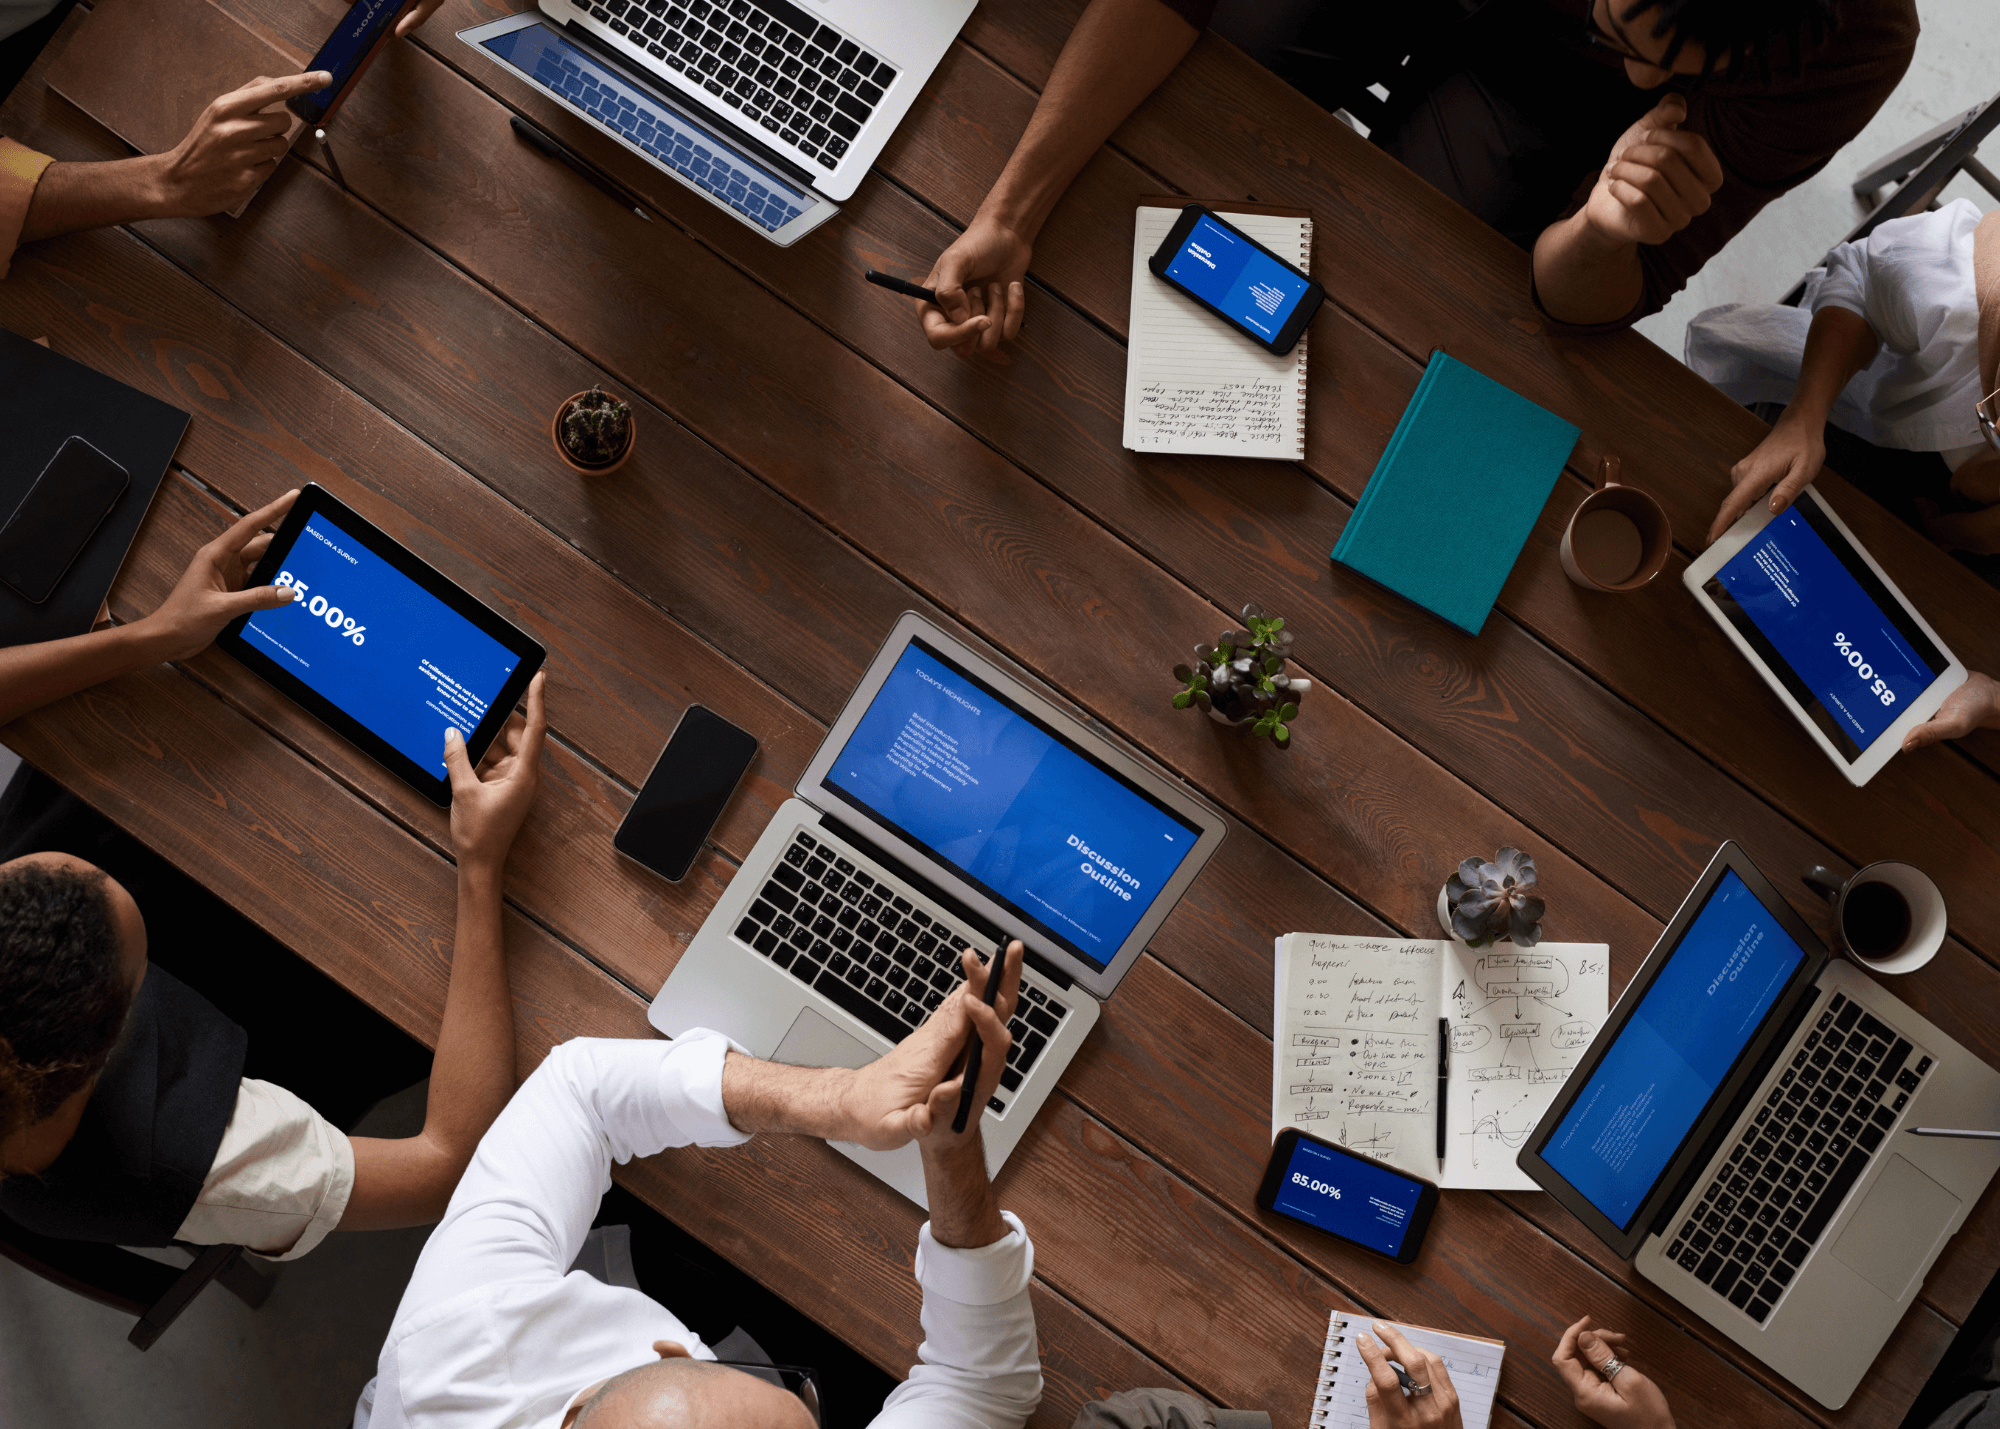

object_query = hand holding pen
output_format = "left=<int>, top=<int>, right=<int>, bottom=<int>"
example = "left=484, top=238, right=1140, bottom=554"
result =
left=1353, top=1322, right=1462, bottom=1429
left=949, top=939, right=1022, bottom=1133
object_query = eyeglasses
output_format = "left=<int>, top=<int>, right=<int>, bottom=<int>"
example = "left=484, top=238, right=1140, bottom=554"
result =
left=1980, top=384, right=2000, bottom=456
left=1581, top=6, right=1650, bottom=63
left=708, top=1359, right=823, bottom=1425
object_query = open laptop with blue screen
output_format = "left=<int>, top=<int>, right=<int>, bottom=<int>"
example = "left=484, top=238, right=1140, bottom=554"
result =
left=1519, top=843, right=2000, bottom=1408
left=458, top=0, right=974, bottom=246
left=649, top=612, right=1227, bottom=1206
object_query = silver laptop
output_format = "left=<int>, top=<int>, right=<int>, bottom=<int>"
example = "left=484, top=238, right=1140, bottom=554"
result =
left=648, top=612, right=1227, bottom=1206
left=1519, top=843, right=2000, bottom=1409
left=459, top=0, right=972, bottom=245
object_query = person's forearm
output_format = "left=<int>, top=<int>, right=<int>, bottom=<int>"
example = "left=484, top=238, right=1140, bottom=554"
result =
left=977, top=0, right=1198, bottom=240
left=1532, top=210, right=1645, bottom=325
left=1976, top=212, right=1999, bottom=398
left=0, top=617, right=175, bottom=727
left=921, top=1134, right=1009, bottom=1249
left=419, top=863, right=518, bottom=1164
left=19, top=156, right=170, bottom=242
left=1785, top=306, right=1879, bottom=425
left=720, top=1051, right=857, bottom=1139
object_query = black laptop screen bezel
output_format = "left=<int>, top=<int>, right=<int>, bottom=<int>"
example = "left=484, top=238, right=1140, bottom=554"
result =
left=1516, top=842, right=1831, bottom=1259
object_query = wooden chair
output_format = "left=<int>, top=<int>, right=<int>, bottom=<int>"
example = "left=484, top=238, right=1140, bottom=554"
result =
left=0, top=1210, right=275, bottom=1349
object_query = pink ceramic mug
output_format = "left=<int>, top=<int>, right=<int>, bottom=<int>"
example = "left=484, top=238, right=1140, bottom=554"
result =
left=1560, top=455, right=1672, bottom=592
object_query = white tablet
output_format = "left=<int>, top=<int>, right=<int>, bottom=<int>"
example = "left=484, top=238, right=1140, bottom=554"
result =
left=1684, top=488, right=1965, bottom=786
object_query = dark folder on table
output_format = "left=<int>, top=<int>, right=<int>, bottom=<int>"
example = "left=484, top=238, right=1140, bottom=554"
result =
left=1331, top=351, right=1579, bottom=636
left=0, top=330, right=190, bottom=646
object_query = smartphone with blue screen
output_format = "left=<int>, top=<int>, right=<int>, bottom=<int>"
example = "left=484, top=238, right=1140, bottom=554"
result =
left=287, top=0, right=419, bottom=125
left=1148, top=204, right=1324, bottom=355
left=1256, top=1127, right=1439, bottom=1263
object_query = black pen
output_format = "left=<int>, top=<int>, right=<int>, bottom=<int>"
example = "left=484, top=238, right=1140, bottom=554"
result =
left=509, top=116, right=652, bottom=222
left=951, top=941, right=1011, bottom=1134
left=1907, top=1127, right=2000, bottom=1139
left=865, top=268, right=939, bottom=305
left=1436, top=1018, right=1450, bottom=1170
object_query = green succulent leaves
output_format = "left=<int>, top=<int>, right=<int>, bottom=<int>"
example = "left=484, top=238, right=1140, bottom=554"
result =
left=1169, top=604, right=1307, bottom=748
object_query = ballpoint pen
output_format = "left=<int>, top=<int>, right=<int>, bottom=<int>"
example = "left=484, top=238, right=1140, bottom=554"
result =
left=951, top=941, right=1012, bottom=1134
left=1436, top=1018, right=1450, bottom=1171
left=865, top=268, right=940, bottom=305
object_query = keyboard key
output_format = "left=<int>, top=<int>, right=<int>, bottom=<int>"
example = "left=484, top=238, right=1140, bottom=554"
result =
left=882, top=989, right=906, bottom=1017
left=1000, top=1066, right=1023, bottom=1092
left=748, top=898, right=777, bottom=924
left=814, top=968, right=906, bottom=1041
left=1747, top=1298, right=1771, bottom=1323
left=813, top=22, right=839, bottom=45
left=735, top=917, right=760, bottom=943
left=753, top=930, right=779, bottom=956
left=1770, top=1261, right=1795, bottom=1286
left=783, top=842, right=806, bottom=867
left=873, top=62, right=896, bottom=84
left=771, top=943, right=796, bottom=970
left=1713, top=1260, right=1742, bottom=1296
left=1858, top=1123, right=1884, bottom=1152
left=1694, top=1252, right=1723, bottom=1284
left=791, top=957, right=820, bottom=984
left=833, top=90, right=869, bottom=122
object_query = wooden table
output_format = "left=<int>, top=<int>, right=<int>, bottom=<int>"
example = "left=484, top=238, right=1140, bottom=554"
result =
left=6, top=1, right=2000, bottom=1423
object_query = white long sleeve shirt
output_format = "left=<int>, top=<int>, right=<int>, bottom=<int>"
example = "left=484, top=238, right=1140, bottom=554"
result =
left=1685, top=198, right=1991, bottom=469
left=353, top=1033, right=1042, bottom=1429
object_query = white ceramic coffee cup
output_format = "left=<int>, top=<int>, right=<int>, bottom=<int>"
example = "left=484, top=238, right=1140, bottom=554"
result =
left=1802, top=860, right=1947, bottom=974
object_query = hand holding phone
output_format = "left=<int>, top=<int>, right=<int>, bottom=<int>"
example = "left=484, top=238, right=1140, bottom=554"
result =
left=287, top=0, right=421, bottom=126
left=1256, top=1127, right=1439, bottom=1262
left=614, top=706, right=759, bottom=882
left=1148, top=204, right=1324, bottom=355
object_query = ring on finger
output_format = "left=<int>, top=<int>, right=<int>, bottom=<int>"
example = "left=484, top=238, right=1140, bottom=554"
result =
left=1409, top=1382, right=1432, bottom=1397
left=1596, top=1355, right=1625, bottom=1381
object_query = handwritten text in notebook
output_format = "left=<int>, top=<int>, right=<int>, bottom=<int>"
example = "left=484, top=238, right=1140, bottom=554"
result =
left=1316, top=1312, right=1505, bottom=1429
left=1123, top=205, right=1311, bottom=460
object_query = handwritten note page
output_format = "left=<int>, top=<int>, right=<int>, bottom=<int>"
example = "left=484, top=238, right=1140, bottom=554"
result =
left=1441, top=942, right=1610, bottom=1191
left=1123, top=205, right=1310, bottom=459
left=1273, top=935, right=1443, bottom=1181
left=1315, top=1312, right=1504, bottom=1429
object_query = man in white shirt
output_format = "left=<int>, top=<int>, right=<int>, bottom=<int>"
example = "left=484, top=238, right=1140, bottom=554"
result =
left=357, top=941, right=1041, bottom=1429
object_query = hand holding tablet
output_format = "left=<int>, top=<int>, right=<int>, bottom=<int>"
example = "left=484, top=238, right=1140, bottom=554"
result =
left=217, top=484, right=547, bottom=805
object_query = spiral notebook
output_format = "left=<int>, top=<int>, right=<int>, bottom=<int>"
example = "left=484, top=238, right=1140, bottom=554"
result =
left=1314, top=1311, right=1505, bottom=1429
left=1123, top=198, right=1311, bottom=459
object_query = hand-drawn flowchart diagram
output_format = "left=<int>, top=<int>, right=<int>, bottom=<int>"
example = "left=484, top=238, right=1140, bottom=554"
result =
left=1448, top=947, right=1608, bottom=1176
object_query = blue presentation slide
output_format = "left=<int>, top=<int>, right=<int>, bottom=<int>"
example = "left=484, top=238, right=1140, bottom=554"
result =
left=830, top=645, right=1198, bottom=966
left=240, top=514, right=522, bottom=776
left=1163, top=214, right=1310, bottom=342
left=1272, top=1136, right=1423, bottom=1257
left=1544, top=871, right=1806, bottom=1228
left=1713, top=507, right=1937, bottom=751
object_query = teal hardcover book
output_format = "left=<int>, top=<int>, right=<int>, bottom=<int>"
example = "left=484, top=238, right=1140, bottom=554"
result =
left=1331, top=352, right=1579, bottom=636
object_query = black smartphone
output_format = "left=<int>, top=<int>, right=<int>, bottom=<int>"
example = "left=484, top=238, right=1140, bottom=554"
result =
left=287, top=0, right=417, bottom=126
left=0, top=436, right=130, bottom=604
left=1147, top=203, right=1324, bottom=355
left=1256, top=1127, right=1440, bottom=1263
left=614, top=705, right=759, bottom=882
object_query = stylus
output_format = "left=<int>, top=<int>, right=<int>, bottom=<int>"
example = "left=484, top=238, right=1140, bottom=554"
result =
left=950, top=942, right=1009, bottom=1135
left=1436, top=1018, right=1449, bottom=1170
left=865, top=269, right=940, bottom=305
left=1907, top=1127, right=2000, bottom=1139
left=509, top=116, right=653, bottom=222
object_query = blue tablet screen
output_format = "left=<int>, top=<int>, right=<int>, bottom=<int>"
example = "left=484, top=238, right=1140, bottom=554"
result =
left=824, top=643, right=1201, bottom=969
left=1542, top=871, right=1806, bottom=1229
left=1161, top=213, right=1311, bottom=343
left=239, top=512, right=522, bottom=777
left=1270, top=1134, right=1426, bottom=1257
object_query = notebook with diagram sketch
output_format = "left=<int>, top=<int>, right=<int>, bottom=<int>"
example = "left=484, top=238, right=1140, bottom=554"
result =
left=1123, top=199, right=1310, bottom=459
left=1273, top=933, right=1609, bottom=1190
left=1313, top=1312, right=1504, bottom=1429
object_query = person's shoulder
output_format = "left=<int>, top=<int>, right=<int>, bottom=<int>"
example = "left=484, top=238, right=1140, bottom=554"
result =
left=1812, top=0, right=1918, bottom=71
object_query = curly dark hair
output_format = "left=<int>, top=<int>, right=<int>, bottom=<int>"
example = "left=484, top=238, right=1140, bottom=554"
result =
left=0, top=861, right=132, bottom=1154
left=1618, top=0, right=1843, bottom=82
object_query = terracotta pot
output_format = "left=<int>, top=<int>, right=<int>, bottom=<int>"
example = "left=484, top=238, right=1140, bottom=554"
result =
left=551, top=391, right=636, bottom=474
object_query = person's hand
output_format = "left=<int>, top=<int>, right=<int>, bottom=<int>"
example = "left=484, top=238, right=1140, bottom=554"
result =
left=149, top=73, right=331, bottom=218
left=839, top=940, right=1021, bottom=1150
left=1582, top=94, right=1724, bottom=250
left=394, top=0, right=444, bottom=38
left=445, top=671, right=549, bottom=871
left=1354, top=1323, right=1462, bottom=1429
left=1904, top=671, right=2000, bottom=750
left=919, top=213, right=1032, bottom=360
left=1705, top=410, right=1826, bottom=544
left=136, top=489, right=300, bottom=659
left=1551, top=1317, right=1675, bottom=1429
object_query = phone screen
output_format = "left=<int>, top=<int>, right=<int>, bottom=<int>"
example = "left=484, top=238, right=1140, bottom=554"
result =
left=615, top=706, right=759, bottom=882
left=0, top=437, right=129, bottom=604
left=1267, top=1132, right=1430, bottom=1258
left=291, top=0, right=406, bottom=121
left=1160, top=212, right=1313, bottom=345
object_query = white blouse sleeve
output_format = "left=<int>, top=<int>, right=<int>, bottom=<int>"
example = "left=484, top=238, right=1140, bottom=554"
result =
left=174, top=1078, right=354, bottom=1261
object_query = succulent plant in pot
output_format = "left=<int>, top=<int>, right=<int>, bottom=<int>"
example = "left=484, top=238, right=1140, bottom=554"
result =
left=552, top=385, right=636, bottom=473
left=1439, top=847, right=1544, bottom=947
left=1171, top=603, right=1310, bottom=747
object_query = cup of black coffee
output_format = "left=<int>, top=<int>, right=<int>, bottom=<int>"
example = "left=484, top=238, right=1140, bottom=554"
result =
left=1802, top=860, right=1947, bottom=973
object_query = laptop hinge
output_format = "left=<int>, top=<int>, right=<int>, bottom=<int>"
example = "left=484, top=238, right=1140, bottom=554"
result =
left=1647, top=984, right=1823, bottom=1240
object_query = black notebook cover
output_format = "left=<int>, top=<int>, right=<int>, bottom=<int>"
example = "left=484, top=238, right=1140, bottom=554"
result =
left=0, top=329, right=190, bottom=646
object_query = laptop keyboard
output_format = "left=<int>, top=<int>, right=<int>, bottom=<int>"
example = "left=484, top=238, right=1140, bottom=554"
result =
left=1665, top=990, right=1932, bottom=1324
left=734, top=829, right=1073, bottom=1114
left=581, top=0, right=900, bottom=173
left=527, top=46, right=808, bottom=232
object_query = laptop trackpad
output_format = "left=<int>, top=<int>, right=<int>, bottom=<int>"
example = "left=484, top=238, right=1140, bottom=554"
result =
left=1831, top=1155, right=1961, bottom=1300
left=773, top=1007, right=879, bottom=1071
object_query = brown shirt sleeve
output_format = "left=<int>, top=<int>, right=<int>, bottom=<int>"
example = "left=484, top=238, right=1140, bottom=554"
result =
left=1605, top=0, right=1918, bottom=322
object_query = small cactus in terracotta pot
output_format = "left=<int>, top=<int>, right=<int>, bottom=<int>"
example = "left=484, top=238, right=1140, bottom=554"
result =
left=552, top=386, right=635, bottom=473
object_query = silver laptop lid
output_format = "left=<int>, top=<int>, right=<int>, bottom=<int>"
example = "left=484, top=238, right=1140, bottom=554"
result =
left=798, top=613, right=1227, bottom=1001
left=458, top=13, right=839, bottom=247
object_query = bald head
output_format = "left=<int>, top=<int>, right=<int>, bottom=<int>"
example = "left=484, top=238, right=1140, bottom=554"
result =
left=573, top=1358, right=813, bottom=1429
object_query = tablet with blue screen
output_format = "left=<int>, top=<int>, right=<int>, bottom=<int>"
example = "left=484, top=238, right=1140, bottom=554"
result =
left=1684, top=487, right=1965, bottom=786
left=218, top=485, right=546, bottom=806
